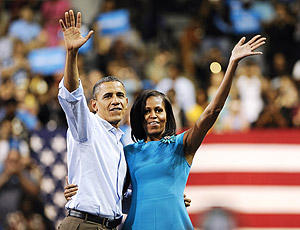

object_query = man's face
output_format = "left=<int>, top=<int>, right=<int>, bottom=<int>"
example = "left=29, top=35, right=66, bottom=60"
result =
left=91, top=81, right=128, bottom=128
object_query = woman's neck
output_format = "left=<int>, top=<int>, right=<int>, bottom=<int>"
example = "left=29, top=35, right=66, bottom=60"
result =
left=145, top=134, right=162, bottom=143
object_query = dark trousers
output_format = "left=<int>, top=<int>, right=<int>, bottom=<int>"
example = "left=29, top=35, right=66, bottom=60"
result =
left=57, top=216, right=117, bottom=230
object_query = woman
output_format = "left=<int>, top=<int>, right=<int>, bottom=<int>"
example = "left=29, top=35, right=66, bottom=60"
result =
left=122, top=35, right=265, bottom=230
left=66, top=35, right=266, bottom=229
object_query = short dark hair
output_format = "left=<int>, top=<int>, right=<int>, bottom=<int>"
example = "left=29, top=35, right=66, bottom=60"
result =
left=130, top=90, right=176, bottom=142
left=92, top=76, right=125, bottom=99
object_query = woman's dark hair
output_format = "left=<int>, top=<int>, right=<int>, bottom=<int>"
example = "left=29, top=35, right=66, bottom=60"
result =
left=130, top=90, right=176, bottom=142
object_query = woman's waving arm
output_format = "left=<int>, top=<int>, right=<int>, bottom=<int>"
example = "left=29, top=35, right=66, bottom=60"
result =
left=184, top=35, right=266, bottom=164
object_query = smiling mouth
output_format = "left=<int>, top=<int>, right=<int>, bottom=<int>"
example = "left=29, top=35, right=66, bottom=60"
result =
left=148, top=121, right=159, bottom=125
left=110, top=108, right=122, bottom=112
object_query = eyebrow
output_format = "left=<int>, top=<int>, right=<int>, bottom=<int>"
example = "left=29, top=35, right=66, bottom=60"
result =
left=102, top=92, right=125, bottom=97
left=102, top=92, right=113, bottom=98
left=145, top=105, right=163, bottom=109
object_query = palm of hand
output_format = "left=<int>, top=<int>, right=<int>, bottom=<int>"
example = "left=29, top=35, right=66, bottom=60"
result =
left=64, top=27, right=86, bottom=50
left=231, top=43, right=252, bottom=61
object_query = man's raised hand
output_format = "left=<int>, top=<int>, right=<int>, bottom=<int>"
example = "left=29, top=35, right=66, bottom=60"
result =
left=59, top=10, right=94, bottom=52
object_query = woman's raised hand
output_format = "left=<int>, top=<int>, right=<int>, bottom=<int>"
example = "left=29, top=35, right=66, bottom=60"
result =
left=230, top=35, right=266, bottom=63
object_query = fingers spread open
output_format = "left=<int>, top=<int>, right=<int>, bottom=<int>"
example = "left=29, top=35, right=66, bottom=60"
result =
left=251, top=37, right=266, bottom=50
left=85, top=30, right=94, bottom=40
left=65, top=12, right=70, bottom=28
left=251, top=42, right=265, bottom=51
left=59, top=19, right=66, bottom=32
left=249, top=51, right=263, bottom=56
left=248, top=34, right=262, bottom=46
left=237, top=36, right=246, bottom=46
left=70, top=10, right=75, bottom=27
left=76, top=12, right=81, bottom=29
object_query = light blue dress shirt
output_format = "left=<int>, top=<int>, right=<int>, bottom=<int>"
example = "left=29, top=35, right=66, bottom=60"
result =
left=58, top=78, right=127, bottom=218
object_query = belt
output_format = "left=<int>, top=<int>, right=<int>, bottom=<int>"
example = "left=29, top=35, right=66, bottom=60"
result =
left=68, top=209, right=122, bottom=228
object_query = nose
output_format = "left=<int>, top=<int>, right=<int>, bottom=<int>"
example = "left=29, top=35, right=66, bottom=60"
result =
left=111, top=95, right=120, bottom=105
left=149, top=110, right=157, bottom=118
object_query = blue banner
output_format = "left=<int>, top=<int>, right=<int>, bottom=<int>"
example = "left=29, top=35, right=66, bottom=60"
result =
left=28, top=47, right=66, bottom=75
left=229, top=0, right=261, bottom=35
left=97, top=9, right=130, bottom=36
left=78, top=25, right=93, bottom=54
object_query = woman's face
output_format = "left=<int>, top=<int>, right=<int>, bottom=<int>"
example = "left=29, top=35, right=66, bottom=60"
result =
left=143, top=96, right=167, bottom=141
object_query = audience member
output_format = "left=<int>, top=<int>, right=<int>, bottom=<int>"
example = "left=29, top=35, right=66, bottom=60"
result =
left=179, top=15, right=203, bottom=78
left=196, top=46, right=228, bottom=89
left=186, top=88, right=208, bottom=127
left=269, top=52, right=289, bottom=79
left=156, top=62, right=196, bottom=112
left=198, top=0, right=232, bottom=57
left=273, top=75, right=299, bottom=126
left=236, top=59, right=266, bottom=126
left=8, top=5, right=45, bottom=51
left=41, top=0, right=71, bottom=46
left=255, top=87, right=287, bottom=128
left=145, top=49, right=171, bottom=85
left=222, top=98, right=250, bottom=132
left=264, top=2, right=297, bottom=74
left=0, top=148, right=40, bottom=228
left=166, top=88, right=188, bottom=131
left=0, top=39, right=30, bottom=87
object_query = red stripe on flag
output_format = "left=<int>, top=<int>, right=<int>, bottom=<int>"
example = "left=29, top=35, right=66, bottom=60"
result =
left=203, top=129, right=300, bottom=144
left=187, top=172, right=300, bottom=186
left=190, top=212, right=300, bottom=228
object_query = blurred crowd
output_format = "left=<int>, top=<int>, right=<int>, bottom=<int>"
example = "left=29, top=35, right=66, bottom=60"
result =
left=0, top=0, right=300, bottom=229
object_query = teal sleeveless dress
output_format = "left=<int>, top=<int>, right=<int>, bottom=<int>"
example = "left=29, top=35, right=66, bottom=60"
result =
left=122, top=133, right=194, bottom=230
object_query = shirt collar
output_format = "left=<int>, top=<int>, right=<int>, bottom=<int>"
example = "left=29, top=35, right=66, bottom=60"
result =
left=95, top=113, right=124, bottom=136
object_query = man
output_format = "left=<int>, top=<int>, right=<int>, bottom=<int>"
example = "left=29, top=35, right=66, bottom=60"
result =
left=156, top=62, right=196, bottom=112
left=57, top=10, right=128, bottom=230
left=58, top=10, right=191, bottom=230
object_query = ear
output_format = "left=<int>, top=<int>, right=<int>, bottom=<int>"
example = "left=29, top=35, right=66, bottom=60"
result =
left=91, top=99, right=98, bottom=112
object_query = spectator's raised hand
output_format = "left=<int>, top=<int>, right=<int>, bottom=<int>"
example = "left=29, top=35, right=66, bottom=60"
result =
left=230, top=35, right=266, bottom=63
left=59, top=10, right=93, bottom=52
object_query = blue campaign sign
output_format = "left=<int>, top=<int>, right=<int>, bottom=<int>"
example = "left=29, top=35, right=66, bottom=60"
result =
left=229, top=0, right=261, bottom=35
left=28, top=47, right=66, bottom=75
left=78, top=24, right=93, bottom=54
left=97, top=9, right=130, bottom=36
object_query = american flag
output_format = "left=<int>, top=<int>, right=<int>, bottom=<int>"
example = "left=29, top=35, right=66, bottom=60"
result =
left=31, top=129, right=300, bottom=229
left=186, top=129, right=300, bottom=230
left=30, top=129, right=68, bottom=228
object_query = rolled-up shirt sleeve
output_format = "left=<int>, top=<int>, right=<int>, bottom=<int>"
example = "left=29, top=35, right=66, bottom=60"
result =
left=58, top=78, right=91, bottom=142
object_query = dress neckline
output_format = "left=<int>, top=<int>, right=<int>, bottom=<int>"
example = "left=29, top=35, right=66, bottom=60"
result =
left=137, top=135, right=176, bottom=144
